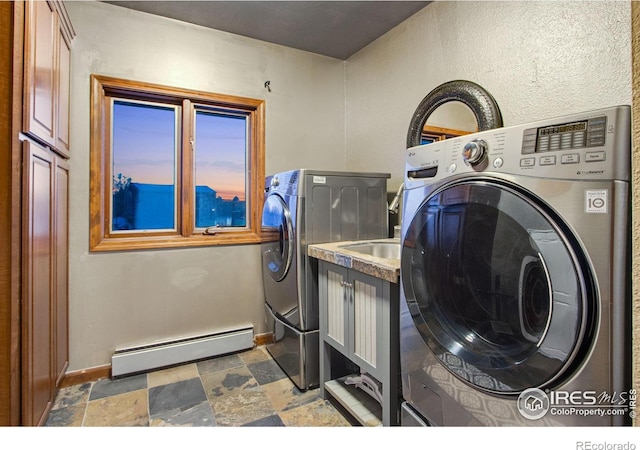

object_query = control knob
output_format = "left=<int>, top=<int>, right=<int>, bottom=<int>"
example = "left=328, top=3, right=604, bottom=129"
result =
left=270, top=176, right=280, bottom=187
left=462, top=139, right=488, bottom=166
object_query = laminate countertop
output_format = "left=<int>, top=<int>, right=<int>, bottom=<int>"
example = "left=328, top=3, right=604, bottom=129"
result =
left=308, top=238, right=400, bottom=284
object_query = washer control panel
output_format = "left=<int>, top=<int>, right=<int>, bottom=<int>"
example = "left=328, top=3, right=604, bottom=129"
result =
left=405, top=105, right=630, bottom=186
left=265, top=169, right=300, bottom=196
left=518, top=115, right=608, bottom=169
left=521, top=116, right=606, bottom=154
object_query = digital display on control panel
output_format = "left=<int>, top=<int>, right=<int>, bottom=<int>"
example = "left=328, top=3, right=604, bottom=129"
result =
left=521, top=116, right=607, bottom=154
left=539, top=122, right=586, bottom=136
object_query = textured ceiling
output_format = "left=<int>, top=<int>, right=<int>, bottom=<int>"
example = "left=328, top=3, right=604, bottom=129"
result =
left=104, top=1, right=431, bottom=60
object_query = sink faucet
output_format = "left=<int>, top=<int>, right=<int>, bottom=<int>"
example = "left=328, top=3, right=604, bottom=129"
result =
left=388, top=183, right=404, bottom=215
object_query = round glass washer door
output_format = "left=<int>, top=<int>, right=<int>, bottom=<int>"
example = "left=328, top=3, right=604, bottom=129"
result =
left=261, top=194, right=294, bottom=282
left=401, top=179, right=595, bottom=394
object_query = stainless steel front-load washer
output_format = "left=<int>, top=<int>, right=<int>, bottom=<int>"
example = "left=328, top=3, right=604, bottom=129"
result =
left=399, top=106, right=631, bottom=426
left=262, top=169, right=390, bottom=390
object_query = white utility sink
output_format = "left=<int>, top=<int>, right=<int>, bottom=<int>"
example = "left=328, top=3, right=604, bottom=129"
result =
left=339, top=240, right=401, bottom=260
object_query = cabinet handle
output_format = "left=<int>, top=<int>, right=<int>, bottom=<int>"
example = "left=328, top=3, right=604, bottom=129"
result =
left=340, top=280, right=353, bottom=302
left=342, top=281, right=354, bottom=303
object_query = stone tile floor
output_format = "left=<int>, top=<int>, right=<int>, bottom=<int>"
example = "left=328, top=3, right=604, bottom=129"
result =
left=46, top=346, right=353, bottom=427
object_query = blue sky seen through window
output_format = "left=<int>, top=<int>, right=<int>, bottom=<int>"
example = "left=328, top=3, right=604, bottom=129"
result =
left=194, top=111, right=247, bottom=201
left=112, top=100, right=177, bottom=186
left=112, top=100, right=177, bottom=231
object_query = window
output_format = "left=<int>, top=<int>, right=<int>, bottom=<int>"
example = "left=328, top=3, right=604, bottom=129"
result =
left=90, top=75, right=265, bottom=251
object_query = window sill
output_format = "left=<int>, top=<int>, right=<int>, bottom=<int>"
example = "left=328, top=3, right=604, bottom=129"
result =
left=89, top=232, right=262, bottom=252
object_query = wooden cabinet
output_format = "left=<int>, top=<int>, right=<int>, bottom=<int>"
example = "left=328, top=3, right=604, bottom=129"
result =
left=54, top=156, right=69, bottom=387
left=19, top=0, right=72, bottom=426
left=1, top=0, right=72, bottom=426
left=23, top=140, right=53, bottom=426
left=23, top=0, right=55, bottom=146
left=55, top=20, right=71, bottom=155
left=23, top=0, right=74, bottom=157
left=319, top=261, right=400, bottom=426
left=22, top=139, right=69, bottom=426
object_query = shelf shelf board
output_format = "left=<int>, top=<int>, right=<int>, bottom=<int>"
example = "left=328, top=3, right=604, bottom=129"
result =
left=324, top=377, right=382, bottom=427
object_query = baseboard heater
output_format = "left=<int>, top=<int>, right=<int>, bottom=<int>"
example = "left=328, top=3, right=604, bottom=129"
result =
left=111, top=326, right=254, bottom=377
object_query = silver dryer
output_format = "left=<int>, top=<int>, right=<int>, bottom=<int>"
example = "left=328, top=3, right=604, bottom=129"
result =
left=399, top=106, right=631, bottom=426
left=262, top=169, right=390, bottom=390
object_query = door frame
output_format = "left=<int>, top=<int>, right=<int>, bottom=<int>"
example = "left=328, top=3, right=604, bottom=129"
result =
left=0, top=0, right=25, bottom=426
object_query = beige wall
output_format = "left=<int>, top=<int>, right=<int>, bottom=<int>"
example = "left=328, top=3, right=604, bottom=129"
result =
left=65, top=1, right=347, bottom=370
left=345, top=1, right=632, bottom=195
left=632, top=1, right=639, bottom=426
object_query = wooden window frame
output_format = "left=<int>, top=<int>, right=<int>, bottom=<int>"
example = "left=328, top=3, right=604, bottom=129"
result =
left=89, top=75, right=265, bottom=252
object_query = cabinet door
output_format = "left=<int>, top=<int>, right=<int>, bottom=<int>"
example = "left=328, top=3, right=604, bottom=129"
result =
left=55, top=28, right=71, bottom=157
left=349, top=271, right=384, bottom=379
left=321, top=262, right=385, bottom=378
left=53, top=157, right=69, bottom=385
left=323, top=264, right=349, bottom=356
left=24, top=0, right=57, bottom=147
left=23, top=140, right=54, bottom=426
